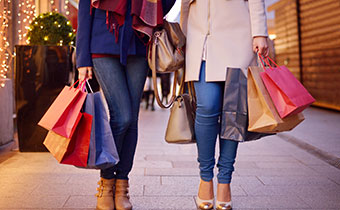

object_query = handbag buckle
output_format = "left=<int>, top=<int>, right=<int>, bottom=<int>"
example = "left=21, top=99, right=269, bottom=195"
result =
left=154, top=31, right=161, bottom=45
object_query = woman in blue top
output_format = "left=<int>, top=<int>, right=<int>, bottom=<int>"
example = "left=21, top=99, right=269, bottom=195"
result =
left=76, top=1, right=175, bottom=209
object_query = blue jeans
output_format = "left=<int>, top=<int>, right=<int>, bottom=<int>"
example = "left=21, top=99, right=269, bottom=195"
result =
left=194, top=61, right=239, bottom=184
left=93, top=56, right=148, bottom=180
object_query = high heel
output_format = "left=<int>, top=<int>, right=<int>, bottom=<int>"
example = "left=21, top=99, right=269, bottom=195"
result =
left=216, top=200, right=232, bottom=210
left=196, top=196, right=214, bottom=210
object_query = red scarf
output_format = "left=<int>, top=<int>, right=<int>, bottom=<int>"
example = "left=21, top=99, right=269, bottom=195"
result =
left=91, top=0, right=164, bottom=43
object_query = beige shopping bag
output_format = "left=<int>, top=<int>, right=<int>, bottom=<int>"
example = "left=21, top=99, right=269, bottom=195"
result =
left=43, top=131, right=71, bottom=163
left=247, top=66, right=304, bottom=133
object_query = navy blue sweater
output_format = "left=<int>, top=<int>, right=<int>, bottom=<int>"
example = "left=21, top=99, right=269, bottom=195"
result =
left=76, top=0, right=176, bottom=68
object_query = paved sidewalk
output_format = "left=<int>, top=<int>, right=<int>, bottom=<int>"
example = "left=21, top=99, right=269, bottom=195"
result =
left=0, top=108, right=340, bottom=209
left=279, top=107, right=340, bottom=158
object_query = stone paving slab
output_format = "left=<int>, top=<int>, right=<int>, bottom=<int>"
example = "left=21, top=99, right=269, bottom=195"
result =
left=298, top=194, right=340, bottom=209
left=160, top=176, right=264, bottom=188
left=0, top=183, right=39, bottom=197
left=145, top=154, right=197, bottom=162
left=0, top=195, right=69, bottom=209
left=235, top=155, right=300, bottom=162
left=257, top=176, right=337, bottom=186
left=240, top=184, right=340, bottom=197
left=0, top=173, right=73, bottom=185
left=235, top=167, right=320, bottom=176
left=232, top=195, right=310, bottom=209
left=63, top=195, right=96, bottom=208
left=130, top=196, right=196, bottom=210
left=145, top=168, right=199, bottom=176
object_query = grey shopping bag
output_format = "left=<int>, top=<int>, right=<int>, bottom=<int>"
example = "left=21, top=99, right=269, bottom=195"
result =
left=84, top=91, right=120, bottom=169
left=220, top=68, right=273, bottom=142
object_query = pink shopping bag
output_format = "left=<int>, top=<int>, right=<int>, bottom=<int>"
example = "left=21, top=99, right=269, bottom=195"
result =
left=259, top=55, right=315, bottom=118
left=38, top=80, right=87, bottom=138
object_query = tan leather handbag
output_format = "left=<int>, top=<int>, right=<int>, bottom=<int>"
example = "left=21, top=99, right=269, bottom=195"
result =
left=165, top=77, right=196, bottom=144
left=148, top=20, right=186, bottom=108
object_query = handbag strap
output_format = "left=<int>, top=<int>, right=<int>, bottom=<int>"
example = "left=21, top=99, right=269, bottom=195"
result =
left=151, top=27, right=196, bottom=109
left=151, top=37, right=178, bottom=109
left=178, top=67, right=196, bottom=103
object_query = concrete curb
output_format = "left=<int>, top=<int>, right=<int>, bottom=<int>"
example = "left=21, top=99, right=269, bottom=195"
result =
left=278, top=133, right=340, bottom=170
left=0, top=140, right=15, bottom=155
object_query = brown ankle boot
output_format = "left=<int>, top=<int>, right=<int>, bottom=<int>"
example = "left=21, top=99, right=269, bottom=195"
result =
left=96, top=178, right=115, bottom=210
left=115, top=179, right=132, bottom=210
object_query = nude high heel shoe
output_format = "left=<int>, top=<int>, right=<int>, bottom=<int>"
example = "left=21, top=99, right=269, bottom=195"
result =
left=216, top=183, right=232, bottom=210
left=196, top=196, right=214, bottom=210
left=196, top=179, right=214, bottom=210
left=216, top=200, right=232, bottom=210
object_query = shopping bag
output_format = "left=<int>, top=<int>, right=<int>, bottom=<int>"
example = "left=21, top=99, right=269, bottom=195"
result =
left=259, top=56, right=315, bottom=118
left=38, top=81, right=87, bottom=138
left=43, top=131, right=71, bottom=163
left=83, top=92, right=119, bottom=169
left=43, top=112, right=92, bottom=167
left=61, top=112, right=92, bottom=167
left=248, top=66, right=305, bottom=133
left=220, top=68, right=273, bottom=142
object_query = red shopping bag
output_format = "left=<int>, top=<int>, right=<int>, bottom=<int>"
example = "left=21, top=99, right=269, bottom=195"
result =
left=43, top=112, right=92, bottom=167
left=259, top=56, right=315, bottom=118
left=38, top=80, right=87, bottom=138
left=61, top=112, right=93, bottom=167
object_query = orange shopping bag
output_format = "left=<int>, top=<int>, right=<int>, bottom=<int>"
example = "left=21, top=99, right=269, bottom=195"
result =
left=38, top=80, right=87, bottom=138
left=43, top=112, right=92, bottom=167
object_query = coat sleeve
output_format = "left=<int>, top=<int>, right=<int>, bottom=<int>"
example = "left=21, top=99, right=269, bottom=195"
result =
left=162, top=0, right=176, bottom=15
left=248, top=0, right=268, bottom=37
left=76, top=0, right=94, bottom=68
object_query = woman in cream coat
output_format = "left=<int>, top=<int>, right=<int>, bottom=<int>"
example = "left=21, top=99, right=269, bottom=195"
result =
left=181, top=0, right=269, bottom=209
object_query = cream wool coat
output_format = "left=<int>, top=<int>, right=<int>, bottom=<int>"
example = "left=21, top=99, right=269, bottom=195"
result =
left=181, top=0, right=268, bottom=82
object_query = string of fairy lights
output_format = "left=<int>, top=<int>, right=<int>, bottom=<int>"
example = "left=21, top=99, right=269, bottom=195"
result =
left=0, top=0, right=12, bottom=87
left=18, top=0, right=36, bottom=43
left=51, top=0, right=71, bottom=15
left=0, top=0, right=72, bottom=88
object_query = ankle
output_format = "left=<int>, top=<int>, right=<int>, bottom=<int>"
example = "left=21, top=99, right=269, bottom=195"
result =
left=198, top=179, right=214, bottom=200
left=217, top=183, right=231, bottom=202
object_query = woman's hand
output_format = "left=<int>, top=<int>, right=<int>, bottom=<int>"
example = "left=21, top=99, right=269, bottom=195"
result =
left=253, top=36, right=269, bottom=57
left=78, top=66, right=93, bottom=82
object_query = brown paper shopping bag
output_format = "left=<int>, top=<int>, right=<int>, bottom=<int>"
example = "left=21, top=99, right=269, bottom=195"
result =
left=43, top=131, right=71, bottom=163
left=43, top=113, right=92, bottom=166
left=247, top=66, right=304, bottom=133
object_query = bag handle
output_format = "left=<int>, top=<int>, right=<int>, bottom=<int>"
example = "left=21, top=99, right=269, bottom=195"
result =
left=84, top=80, right=94, bottom=93
left=265, top=56, right=280, bottom=68
left=178, top=69, right=196, bottom=101
left=151, top=36, right=177, bottom=109
left=151, top=43, right=196, bottom=109
left=151, top=29, right=196, bottom=109
left=258, top=54, right=274, bottom=70
left=70, top=79, right=86, bottom=91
